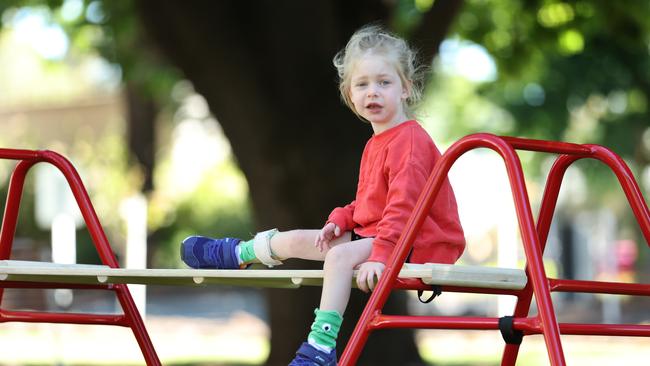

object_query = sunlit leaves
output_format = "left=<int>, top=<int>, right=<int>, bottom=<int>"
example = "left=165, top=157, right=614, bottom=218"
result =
left=537, top=2, right=574, bottom=28
left=557, top=28, right=584, bottom=55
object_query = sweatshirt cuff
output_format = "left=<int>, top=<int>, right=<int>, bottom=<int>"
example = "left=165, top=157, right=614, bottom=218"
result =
left=367, top=238, right=394, bottom=264
left=327, top=216, right=347, bottom=232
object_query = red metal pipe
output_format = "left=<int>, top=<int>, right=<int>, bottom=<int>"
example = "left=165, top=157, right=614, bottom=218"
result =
left=369, top=314, right=500, bottom=330
left=493, top=136, right=566, bottom=366
left=39, top=151, right=120, bottom=268
left=501, top=153, right=581, bottom=365
left=0, top=281, right=113, bottom=290
left=370, top=313, right=650, bottom=338
left=587, top=145, right=650, bottom=245
left=514, top=317, right=650, bottom=337
left=0, top=309, right=129, bottom=326
left=0, top=159, right=37, bottom=259
left=0, top=159, right=38, bottom=309
left=549, top=278, right=650, bottom=296
left=341, top=133, right=567, bottom=366
left=0, top=149, right=161, bottom=365
left=501, top=136, right=592, bottom=155
left=0, top=148, right=40, bottom=160
left=501, top=142, right=650, bottom=365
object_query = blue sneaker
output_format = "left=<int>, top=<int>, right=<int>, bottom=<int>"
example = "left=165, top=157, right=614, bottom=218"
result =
left=181, top=236, right=242, bottom=269
left=289, top=342, right=337, bottom=366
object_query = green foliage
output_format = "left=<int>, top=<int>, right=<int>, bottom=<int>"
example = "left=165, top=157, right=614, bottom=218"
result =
left=451, top=0, right=650, bottom=155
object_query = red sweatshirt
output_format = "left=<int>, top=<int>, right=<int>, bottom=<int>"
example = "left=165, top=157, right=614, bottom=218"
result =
left=327, top=120, right=465, bottom=265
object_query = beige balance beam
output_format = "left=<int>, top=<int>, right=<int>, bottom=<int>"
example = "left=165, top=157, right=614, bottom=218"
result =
left=0, top=260, right=526, bottom=290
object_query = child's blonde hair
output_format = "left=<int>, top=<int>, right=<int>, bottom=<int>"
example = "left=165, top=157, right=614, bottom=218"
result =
left=333, top=24, right=424, bottom=119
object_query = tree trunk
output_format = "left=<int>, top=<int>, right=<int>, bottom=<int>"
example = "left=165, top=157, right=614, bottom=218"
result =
left=134, top=1, right=461, bottom=364
left=125, top=82, right=157, bottom=193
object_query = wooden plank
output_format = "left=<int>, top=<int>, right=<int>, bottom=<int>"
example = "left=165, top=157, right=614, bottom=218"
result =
left=0, top=260, right=526, bottom=290
left=420, top=263, right=527, bottom=290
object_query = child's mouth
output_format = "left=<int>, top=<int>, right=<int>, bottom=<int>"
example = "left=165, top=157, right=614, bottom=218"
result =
left=366, top=103, right=382, bottom=110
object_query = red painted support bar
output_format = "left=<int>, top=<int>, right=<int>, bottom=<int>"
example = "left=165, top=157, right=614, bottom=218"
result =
left=502, top=144, right=650, bottom=365
left=501, top=153, right=579, bottom=365
left=0, top=310, right=129, bottom=326
left=341, top=133, right=567, bottom=366
left=0, top=148, right=40, bottom=160
left=501, top=136, right=592, bottom=155
left=0, top=281, right=113, bottom=290
left=514, top=318, right=650, bottom=337
left=370, top=315, right=500, bottom=331
left=343, top=133, right=650, bottom=366
left=0, top=159, right=35, bottom=259
left=587, top=145, right=650, bottom=245
left=367, top=313, right=650, bottom=338
left=549, top=278, right=650, bottom=296
left=0, top=149, right=161, bottom=365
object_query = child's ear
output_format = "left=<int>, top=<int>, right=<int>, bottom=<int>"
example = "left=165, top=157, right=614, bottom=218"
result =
left=402, top=80, right=412, bottom=100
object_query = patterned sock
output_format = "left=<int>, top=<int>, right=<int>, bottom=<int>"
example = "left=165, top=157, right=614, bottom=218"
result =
left=307, top=308, right=343, bottom=352
left=237, top=230, right=280, bottom=265
left=238, top=239, right=256, bottom=264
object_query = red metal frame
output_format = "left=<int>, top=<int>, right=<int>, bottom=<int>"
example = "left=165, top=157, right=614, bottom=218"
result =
left=1, top=134, right=648, bottom=366
left=340, top=133, right=650, bottom=366
left=0, top=149, right=161, bottom=365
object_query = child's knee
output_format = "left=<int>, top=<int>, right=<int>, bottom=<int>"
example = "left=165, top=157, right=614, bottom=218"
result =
left=324, top=245, right=356, bottom=269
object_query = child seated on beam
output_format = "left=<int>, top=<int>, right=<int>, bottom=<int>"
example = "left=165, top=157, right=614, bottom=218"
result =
left=181, top=24, right=466, bottom=366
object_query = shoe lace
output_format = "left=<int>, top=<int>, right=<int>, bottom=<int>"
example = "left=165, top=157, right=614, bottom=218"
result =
left=206, top=239, right=223, bottom=267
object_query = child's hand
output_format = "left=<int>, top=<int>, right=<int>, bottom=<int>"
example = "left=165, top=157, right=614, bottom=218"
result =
left=315, top=222, right=341, bottom=252
left=356, top=261, right=385, bottom=293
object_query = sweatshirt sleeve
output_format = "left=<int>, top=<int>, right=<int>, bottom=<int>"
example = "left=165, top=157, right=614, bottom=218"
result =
left=367, top=145, right=432, bottom=264
left=327, top=200, right=357, bottom=231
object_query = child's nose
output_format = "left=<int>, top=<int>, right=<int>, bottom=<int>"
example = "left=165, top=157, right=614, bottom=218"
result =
left=366, top=84, right=379, bottom=97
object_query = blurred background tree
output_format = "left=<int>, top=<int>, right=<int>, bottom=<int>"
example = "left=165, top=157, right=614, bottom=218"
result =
left=0, top=0, right=649, bottom=365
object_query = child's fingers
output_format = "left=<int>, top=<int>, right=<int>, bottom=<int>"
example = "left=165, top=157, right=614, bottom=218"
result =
left=356, top=267, right=383, bottom=292
left=368, top=269, right=382, bottom=291
left=356, top=275, right=367, bottom=293
left=356, top=271, right=370, bottom=293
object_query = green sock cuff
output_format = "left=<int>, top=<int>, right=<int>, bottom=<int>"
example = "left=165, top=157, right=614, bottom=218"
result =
left=308, top=308, right=343, bottom=349
left=239, top=239, right=256, bottom=263
left=239, top=230, right=280, bottom=264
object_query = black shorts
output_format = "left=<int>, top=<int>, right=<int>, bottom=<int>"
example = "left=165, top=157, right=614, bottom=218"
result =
left=351, top=232, right=371, bottom=241
left=353, top=232, right=413, bottom=262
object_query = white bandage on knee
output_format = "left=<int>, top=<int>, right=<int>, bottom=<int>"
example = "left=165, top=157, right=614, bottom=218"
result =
left=253, top=228, right=282, bottom=267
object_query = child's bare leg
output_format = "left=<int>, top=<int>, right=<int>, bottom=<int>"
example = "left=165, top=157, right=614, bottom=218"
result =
left=319, top=238, right=373, bottom=315
left=268, top=229, right=352, bottom=261
left=298, top=237, right=372, bottom=357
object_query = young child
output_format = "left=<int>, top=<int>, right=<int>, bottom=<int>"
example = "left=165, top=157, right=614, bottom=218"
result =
left=181, top=25, right=465, bottom=366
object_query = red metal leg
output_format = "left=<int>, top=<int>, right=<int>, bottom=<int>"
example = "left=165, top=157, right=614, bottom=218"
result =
left=0, top=149, right=161, bottom=366
left=492, top=137, right=565, bottom=365
left=501, top=153, right=576, bottom=365
left=0, top=159, right=38, bottom=307
left=343, top=134, right=571, bottom=365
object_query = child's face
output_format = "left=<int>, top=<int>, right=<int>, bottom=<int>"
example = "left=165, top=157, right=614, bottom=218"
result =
left=348, top=54, right=409, bottom=131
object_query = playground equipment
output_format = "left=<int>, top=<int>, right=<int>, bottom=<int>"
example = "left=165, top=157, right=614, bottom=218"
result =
left=0, top=133, right=648, bottom=365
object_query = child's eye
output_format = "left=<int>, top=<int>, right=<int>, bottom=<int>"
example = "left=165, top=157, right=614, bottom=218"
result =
left=380, top=80, right=391, bottom=86
left=355, top=82, right=367, bottom=88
